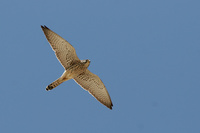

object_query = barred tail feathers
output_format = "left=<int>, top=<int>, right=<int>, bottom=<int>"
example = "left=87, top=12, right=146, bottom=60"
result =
left=46, top=77, right=70, bottom=91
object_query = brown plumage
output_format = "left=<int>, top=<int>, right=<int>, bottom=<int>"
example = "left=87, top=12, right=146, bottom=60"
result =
left=41, top=25, right=113, bottom=109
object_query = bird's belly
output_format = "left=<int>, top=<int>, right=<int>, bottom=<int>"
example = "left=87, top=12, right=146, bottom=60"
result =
left=61, top=66, right=86, bottom=80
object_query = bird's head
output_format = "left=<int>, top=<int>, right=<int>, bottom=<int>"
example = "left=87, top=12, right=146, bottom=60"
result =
left=81, top=59, right=90, bottom=68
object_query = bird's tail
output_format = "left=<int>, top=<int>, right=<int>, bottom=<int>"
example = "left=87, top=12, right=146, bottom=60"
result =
left=46, top=71, right=72, bottom=91
left=46, top=78, right=63, bottom=91
left=46, top=77, right=70, bottom=91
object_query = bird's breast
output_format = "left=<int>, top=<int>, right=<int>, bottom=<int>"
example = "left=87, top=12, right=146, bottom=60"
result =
left=65, top=63, right=87, bottom=78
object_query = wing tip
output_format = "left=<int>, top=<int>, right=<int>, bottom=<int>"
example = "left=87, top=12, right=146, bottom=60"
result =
left=41, top=25, right=49, bottom=30
left=108, top=102, right=113, bottom=110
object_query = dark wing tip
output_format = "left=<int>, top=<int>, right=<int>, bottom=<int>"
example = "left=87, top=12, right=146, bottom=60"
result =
left=110, top=103, right=113, bottom=110
left=41, top=25, right=49, bottom=30
left=107, top=102, right=113, bottom=110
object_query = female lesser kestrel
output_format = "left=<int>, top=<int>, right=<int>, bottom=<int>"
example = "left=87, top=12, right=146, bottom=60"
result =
left=41, top=25, right=113, bottom=109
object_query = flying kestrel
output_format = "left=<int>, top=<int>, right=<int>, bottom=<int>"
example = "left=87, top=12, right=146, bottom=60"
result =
left=41, top=25, right=113, bottom=109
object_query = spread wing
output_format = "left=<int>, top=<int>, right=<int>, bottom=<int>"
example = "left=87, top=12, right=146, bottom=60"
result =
left=74, top=69, right=113, bottom=109
left=41, top=25, right=80, bottom=69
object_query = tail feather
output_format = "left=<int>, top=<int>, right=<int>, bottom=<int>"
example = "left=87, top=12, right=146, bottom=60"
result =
left=46, top=78, right=64, bottom=91
left=46, top=71, right=71, bottom=91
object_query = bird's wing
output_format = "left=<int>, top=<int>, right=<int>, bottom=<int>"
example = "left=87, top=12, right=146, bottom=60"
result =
left=74, top=69, right=113, bottom=109
left=41, top=25, right=80, bottom=69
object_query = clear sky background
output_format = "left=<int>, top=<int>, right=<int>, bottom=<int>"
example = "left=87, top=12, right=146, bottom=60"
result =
left=0, top=0, right=200, bottom=133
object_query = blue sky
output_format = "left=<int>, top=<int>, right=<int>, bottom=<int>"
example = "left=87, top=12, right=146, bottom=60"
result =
left=0, top=0, right=200, bottom=132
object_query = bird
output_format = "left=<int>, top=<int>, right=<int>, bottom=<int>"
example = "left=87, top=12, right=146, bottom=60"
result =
left=41, top=25, right=113, bottom=109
